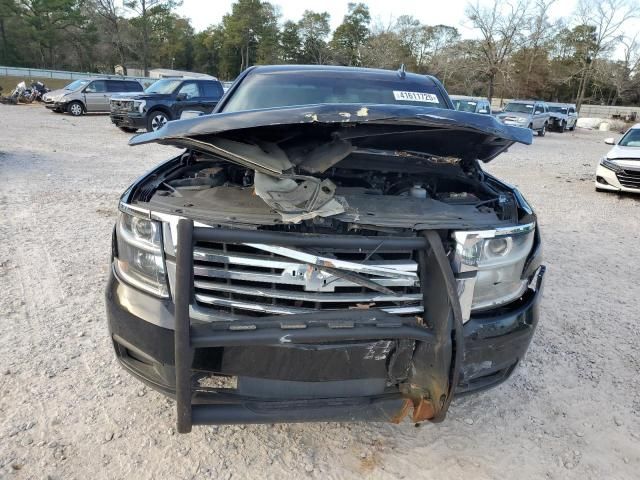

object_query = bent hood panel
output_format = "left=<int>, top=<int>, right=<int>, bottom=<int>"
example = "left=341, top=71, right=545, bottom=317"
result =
left=129, top=104, right=532, bottom=164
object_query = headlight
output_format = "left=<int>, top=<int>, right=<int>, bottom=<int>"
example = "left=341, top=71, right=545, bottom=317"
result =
left=454, top=225, right=535, bottom=312
left=600, top=157, right=621, bottom=173
left=114, top=207, right=168, bottom=297
left=133, top=100, right=146, bottom=113
left=516, top=117, right=527, bottom=123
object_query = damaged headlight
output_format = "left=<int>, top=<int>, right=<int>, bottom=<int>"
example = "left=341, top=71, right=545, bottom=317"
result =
left=133, top=100, right=146, bottom=113
left=114, top=206, right=168, bottom=297
left=453, top=224, right=535, bottom=312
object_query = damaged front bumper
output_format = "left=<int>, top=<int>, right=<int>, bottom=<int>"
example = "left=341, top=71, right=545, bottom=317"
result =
left=106, top=220, right=545, bottom=429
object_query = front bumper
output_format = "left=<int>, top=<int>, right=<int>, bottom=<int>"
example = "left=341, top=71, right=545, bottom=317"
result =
left=110, top=112, right=147, bottom=130
left=45, top=101, right=67, bottom=110
left=596, top=164, right=640, bottom=193
left=106, top=263, right=544, bottom=413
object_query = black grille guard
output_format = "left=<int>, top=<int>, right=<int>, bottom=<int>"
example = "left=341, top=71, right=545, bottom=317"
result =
left=173, top=219, right=464, bottom=432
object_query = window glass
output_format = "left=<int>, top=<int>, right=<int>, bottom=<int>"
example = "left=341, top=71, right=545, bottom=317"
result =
left=534, top=106, right=544, bottom=113
left=618, top=129, right=640, bottom=147
left=504, top=103, right=533, bottom=113
left=127, top=81, right=143, bottom=92
left=178, top=82, right=200, bottom=99
left=145, top=79, right=182, bottom=94
left=201, top=81, right=223, bottom=99
left=452, top=99, right=478, bottom=112
left=65, top=79, right=89, bottom=91
left=106, top=81, right=127, bottom=92
left=85, top=80, right=107, bottom=93
left=222, top=71, right=446, bottom=112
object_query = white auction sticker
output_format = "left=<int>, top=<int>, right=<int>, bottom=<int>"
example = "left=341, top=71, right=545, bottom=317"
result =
left=393, top=91, right=439, bottom=103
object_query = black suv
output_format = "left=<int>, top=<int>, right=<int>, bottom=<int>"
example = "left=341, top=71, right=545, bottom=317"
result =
left=109, top=78, right=224, bottom=132
left=106, top=65, right=544, bottom=432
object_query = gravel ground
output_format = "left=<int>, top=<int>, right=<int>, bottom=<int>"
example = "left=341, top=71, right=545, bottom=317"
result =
left=1, top=104, right=639, bottom=480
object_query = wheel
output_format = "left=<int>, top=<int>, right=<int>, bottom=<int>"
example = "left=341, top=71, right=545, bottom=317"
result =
left=67, top=101, right=84, bottom=116
left=558, top=121, right=565, bottom=133
left=537, top=123, right=546, bottom=137
left=118, top=126, right=138, bottom=133
left=569, top=123, right=575, bottom=131
left=147, top=111, right=170, bottom=132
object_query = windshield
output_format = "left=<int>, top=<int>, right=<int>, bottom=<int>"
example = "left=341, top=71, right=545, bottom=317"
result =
left=549, top=106, right=568, bottom=114
left=618, top=129, right=640, bottom=147
left=65, top=79, right=89, bottom=91
left=504, top=103, right=533, bottom=113
left=452, top=99, right=478, bottom=112
left=222, top=71, right=447, bottom=112
left=145, top=79, right=182, bottom=94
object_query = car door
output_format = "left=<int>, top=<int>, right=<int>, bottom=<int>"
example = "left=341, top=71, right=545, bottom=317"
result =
left=172, top=81, right=203, bottom=118
left=83, top=80, right=108, bottom=112
left=198, top=81, right=224, bottom=113
left=533, top=104, right=545, bottom=129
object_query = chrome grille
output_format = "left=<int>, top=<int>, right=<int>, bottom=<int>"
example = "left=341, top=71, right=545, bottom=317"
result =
left=167, top=239, right=423, bottom=321
left=617, top=169, right=640, bottom=189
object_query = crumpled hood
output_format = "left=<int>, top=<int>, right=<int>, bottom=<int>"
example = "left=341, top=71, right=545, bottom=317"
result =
left=130, top=103, right=532, bottom=164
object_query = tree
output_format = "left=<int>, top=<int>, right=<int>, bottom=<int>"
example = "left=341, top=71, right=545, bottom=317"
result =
left=465, top=0, right=530, bottom=101
left=297, top=10, right=330, bottom=64
left=279, top=20, right=301, bottom=63
left=94, top=0, right=131, bottom=73
left=573, top=0, right=640, bottom=110
left=125, top=0, right=179, bottom=75
left=218, top=0, right=280, bottom=76
left=330, top=2, right=370, bottom=66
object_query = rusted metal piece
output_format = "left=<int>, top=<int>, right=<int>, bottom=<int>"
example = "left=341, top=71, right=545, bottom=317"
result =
left=390, top=397, right=436, bottom=424
left=412, top=398, right=436, bottom=422
left=391, top=399, right=412, bottom=424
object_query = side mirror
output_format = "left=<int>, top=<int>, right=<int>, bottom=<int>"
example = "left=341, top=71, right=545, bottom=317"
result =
left=604, top=137, right=616, bottom=145
left=176, top=93, right=187, bottom=101
left=180, top=110, right=204, bottom=120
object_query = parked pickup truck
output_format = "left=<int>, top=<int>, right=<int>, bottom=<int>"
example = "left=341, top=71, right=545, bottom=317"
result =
left=109, top=77, right=224, bottom=132
left=106, top=65, right=545, bottom=432
left=547, top=103, right=578, bottom=132
left=495, top=100, right=550, bottom=136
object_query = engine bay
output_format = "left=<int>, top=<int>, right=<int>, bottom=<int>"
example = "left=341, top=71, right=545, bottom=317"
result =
left=140, top=149, right=518, bottom=230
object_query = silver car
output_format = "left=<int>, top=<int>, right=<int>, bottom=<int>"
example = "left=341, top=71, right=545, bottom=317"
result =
left=43, top=78, right=143, bottom=116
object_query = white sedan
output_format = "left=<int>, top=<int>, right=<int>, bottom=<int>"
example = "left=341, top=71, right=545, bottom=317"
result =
left=595, top=124, right=640, bottom=193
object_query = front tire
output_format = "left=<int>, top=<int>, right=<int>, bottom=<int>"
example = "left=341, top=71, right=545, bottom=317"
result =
left=537, top=123, right=546, bottom=137
left=147, top=111, right=170, bottom=132
left=67, top=101, right=84, bottom=116
left=557, top=121, right=565, bottom=133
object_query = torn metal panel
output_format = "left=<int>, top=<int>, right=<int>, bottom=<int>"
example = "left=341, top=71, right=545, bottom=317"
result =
left=253, top=172, right=344, bottom=222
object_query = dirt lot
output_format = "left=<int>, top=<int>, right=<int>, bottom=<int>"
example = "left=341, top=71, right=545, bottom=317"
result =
left=0, top=104, right=639, bottom=479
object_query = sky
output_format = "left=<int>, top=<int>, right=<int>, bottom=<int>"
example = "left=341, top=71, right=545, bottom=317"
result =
left=176, top=0, right=578, bottom=35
